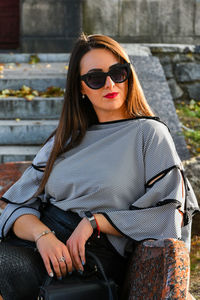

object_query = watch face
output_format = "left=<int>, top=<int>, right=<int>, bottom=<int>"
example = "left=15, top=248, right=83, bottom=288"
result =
left=85, top=211, right=93, bottom=218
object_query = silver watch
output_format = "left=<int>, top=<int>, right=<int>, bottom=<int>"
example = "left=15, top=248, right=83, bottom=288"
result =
left=85, top=211, right=97, bottom=229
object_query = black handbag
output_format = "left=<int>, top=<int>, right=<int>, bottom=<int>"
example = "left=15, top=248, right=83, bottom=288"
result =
left=38, top=251, right=118, bottom=300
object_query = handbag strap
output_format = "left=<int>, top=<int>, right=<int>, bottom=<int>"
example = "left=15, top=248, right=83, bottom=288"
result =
left=87, top=250, right=115, bottom=300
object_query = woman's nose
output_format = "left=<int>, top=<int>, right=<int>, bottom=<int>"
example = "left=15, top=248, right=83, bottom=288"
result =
left=104, top=76, right=115, bottom=89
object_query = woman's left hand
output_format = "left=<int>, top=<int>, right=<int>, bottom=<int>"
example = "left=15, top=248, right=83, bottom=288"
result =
left=66, top=217, right=93, bottom=272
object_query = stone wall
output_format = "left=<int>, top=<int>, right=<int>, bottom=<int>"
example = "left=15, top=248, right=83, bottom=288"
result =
left=83, top=0, right=200, bottom=44
left=19, top=0, right=200, bottom=53
left=147, top=45, right=200, bottom=102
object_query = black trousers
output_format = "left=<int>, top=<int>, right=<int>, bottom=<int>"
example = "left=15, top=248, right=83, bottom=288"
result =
left=0, top=204, right=126, bottom=300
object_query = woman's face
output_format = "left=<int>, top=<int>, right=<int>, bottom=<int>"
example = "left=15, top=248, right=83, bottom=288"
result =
left=80, top=48, right=129, bottom=122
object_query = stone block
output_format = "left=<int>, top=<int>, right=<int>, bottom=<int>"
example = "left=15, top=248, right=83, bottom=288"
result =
left=186, top=83, right=200, bottom=100
left=195, top=0, right=200, bottom=35
left=119, top=0, right=194, bottom=39
left=21, top=37, right=77, bottom=53
left=82, top=0, right=119, bottom=36
left=149, top=44, right=195, bottom=54
left=172, top=53, right=195, bottom=63
left=120, top=44, right=151, bottom=56
left=168, top=79, right=184, bottom=99
left=22, top=0, right=66, bottom=36
left=119, top=0, right=159, bottom=37
left=159, top=55, right=172, bottom=65
left=163, top=64, right=173, bottom=79
left=175, top=63, right=200, bottom=82
left=21, top=0, right=81, bottom=40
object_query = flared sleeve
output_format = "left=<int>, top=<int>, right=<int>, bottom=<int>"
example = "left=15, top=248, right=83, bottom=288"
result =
left=0, top=137, right=54, bottom=238
left=102, top=120, right=199, bottom=254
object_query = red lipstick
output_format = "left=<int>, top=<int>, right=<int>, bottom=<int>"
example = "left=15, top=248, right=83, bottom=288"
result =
left=104, top=92, right=119, bottom=99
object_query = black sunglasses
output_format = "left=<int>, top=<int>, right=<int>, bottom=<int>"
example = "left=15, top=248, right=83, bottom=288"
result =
left=80, top=63, right=131, bottom=89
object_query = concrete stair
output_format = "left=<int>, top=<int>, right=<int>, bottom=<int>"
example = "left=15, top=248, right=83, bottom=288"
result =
left=0, top=54, right=68, bottom=162
left=0, top=49, right=189, bottom=162
left=0, top=97, right=63, bottom=120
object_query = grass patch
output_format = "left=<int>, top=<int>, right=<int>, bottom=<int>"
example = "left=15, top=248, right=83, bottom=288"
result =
left=176, top=100, right=200, bottom=298
left=190, top=236, right=200, bottom=272
left=175, top=100, right=200, bottom=156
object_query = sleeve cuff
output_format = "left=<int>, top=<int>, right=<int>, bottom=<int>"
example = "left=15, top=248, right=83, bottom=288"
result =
left=0, top=205, right=40, bottom=238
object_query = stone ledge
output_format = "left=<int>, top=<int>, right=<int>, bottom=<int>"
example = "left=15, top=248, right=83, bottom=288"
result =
left=141, top=44, right=200, bottom=54
left=0, top=53, right=70, bottom=63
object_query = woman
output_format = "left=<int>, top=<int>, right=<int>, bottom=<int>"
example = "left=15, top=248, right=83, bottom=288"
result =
left=0, top=33, right=198, bottom=300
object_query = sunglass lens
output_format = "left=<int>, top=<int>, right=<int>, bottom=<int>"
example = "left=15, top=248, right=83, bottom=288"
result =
left=110, top=66, right=128, bottom=83
left=87, top=73, right=105, bottom=89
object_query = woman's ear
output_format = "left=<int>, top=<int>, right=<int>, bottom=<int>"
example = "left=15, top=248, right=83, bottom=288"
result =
left=81, top=83, right=86, bottom=95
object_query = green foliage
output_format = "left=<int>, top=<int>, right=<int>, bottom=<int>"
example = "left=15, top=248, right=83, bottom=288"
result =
left=175, top=100, right=200, bottom=155
left=190, top=236, right=200, bottom=273
left=29, top=55, right=40, bottom=64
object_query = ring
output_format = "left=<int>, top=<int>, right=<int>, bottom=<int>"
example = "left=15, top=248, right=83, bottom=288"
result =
left=59, top=256, right=66, bottom=263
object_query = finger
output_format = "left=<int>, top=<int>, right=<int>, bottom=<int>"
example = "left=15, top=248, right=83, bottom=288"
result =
left=43, top=256, right=54, bottom=278
left=78, top=243, right=86, bottom=267
left=50, top=256, right=62, bottom=279
left=62, top=248, right=73, bottom=274
left=72, top=246, right=84, bottom=272
left=66, top=241, right=83, bottom=272
left=57, top=256, right=67, bottom=278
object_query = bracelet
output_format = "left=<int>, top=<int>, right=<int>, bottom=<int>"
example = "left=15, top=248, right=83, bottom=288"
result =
left=35, top=230, right=55, bottom=243
left=93, top=215, right=100, bottom=238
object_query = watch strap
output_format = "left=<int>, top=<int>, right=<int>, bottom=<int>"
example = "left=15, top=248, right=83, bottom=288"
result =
left=85, top=211, right=97, bottom=229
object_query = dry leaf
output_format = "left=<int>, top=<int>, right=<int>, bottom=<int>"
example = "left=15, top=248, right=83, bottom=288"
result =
left=25, top=95, right=35, bottom=101
left=22, top=85, right=31, bottom=93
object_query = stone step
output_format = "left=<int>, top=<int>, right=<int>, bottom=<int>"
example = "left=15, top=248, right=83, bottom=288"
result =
left=0, top=120, right=58, bottom=144
left=0, top=62, right=68, bottom=90
left=0, top=97, right=63, bottom=119
left=0, top=45, right=150, bottom=63
left=0, top=53, right=70, bottom=63
left=0, top=145, right=40, bottom=163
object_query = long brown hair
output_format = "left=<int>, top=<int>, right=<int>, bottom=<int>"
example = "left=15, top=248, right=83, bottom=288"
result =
left=36, top=33, right=154, bottom=195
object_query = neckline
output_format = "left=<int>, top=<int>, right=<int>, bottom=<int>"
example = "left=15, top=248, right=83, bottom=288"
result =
left=96, top=118, right=134, bottom=125
left=89, top=116, right=161, bottom=131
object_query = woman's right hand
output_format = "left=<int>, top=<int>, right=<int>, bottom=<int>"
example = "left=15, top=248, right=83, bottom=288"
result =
left=36, top=232, right=73, bottom=279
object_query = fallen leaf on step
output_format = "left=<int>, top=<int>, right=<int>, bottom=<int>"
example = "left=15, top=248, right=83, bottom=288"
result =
left=25, top=95, right=35, bottom=101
